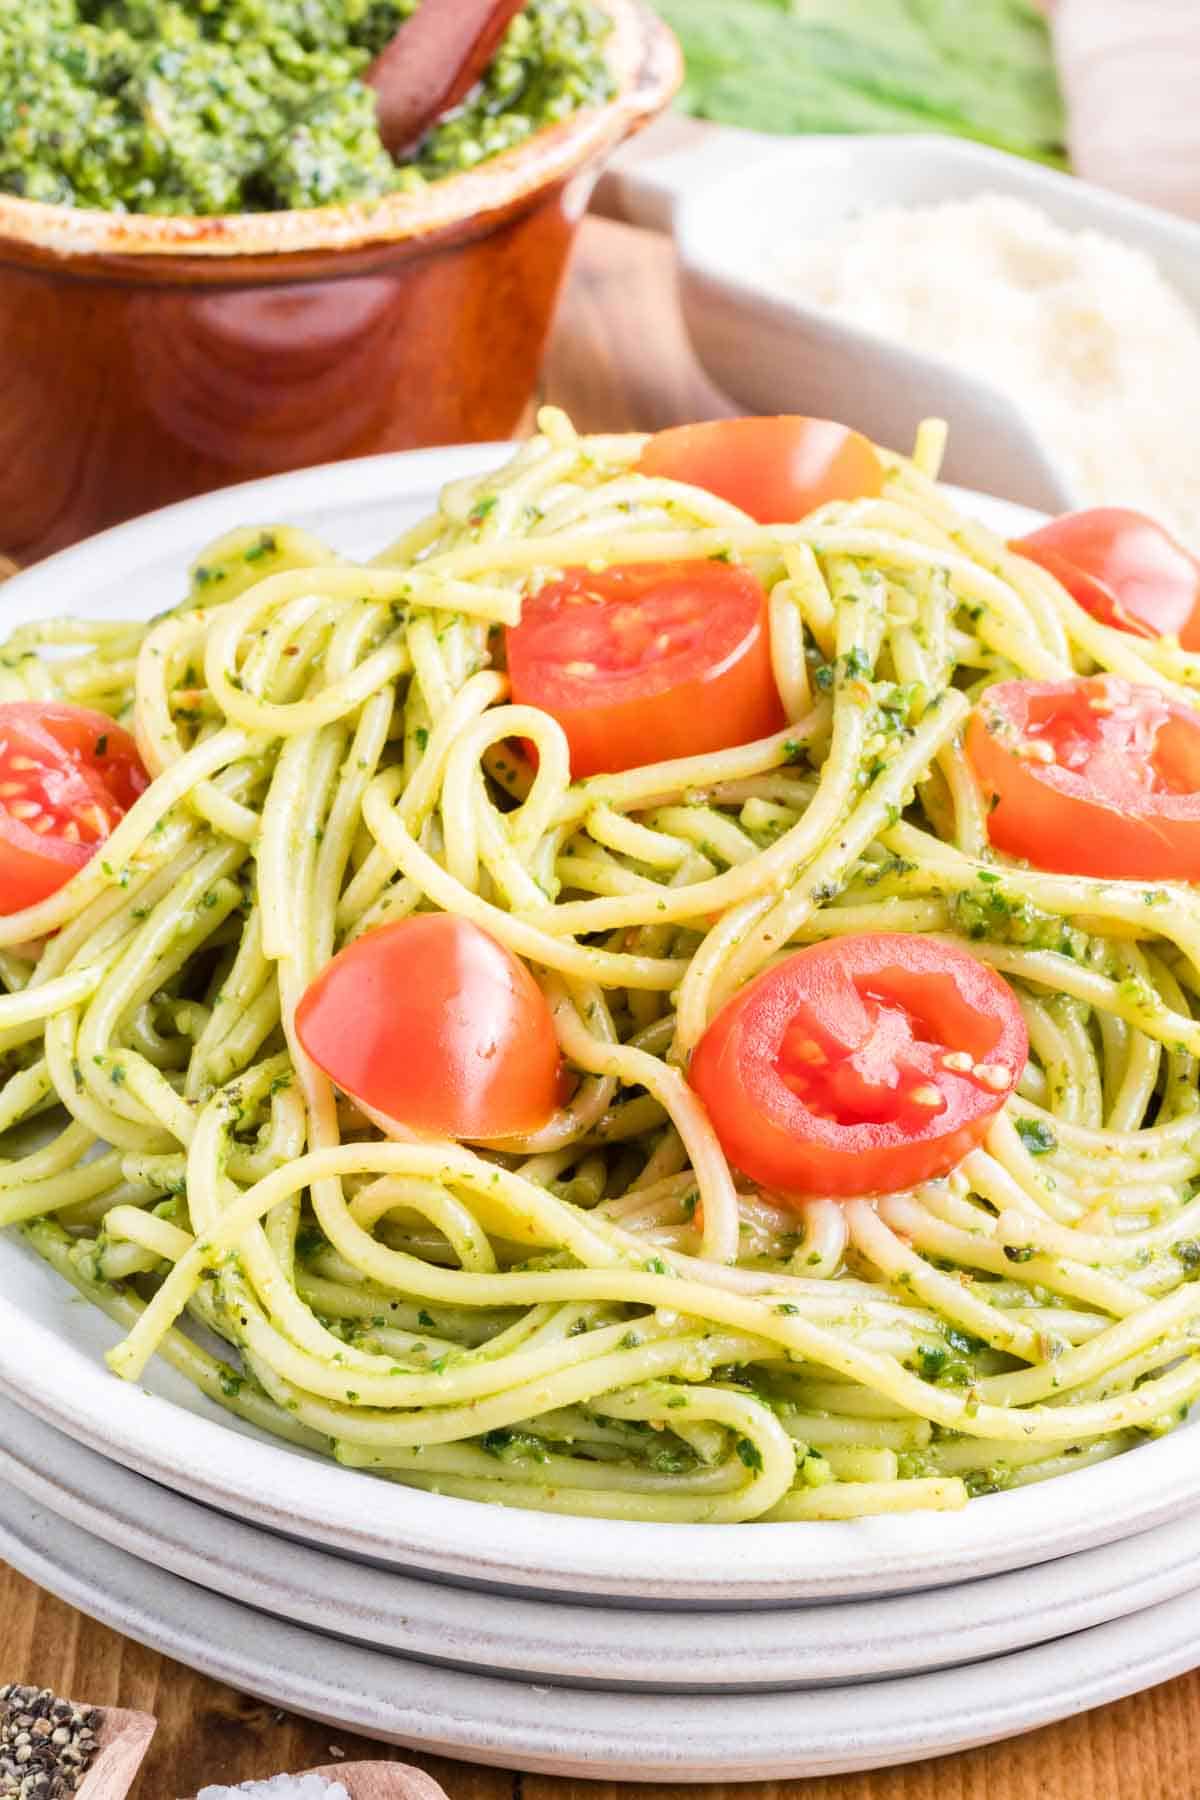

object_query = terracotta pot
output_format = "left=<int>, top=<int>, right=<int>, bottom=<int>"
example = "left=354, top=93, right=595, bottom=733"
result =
left=0, top=0, right=680, bottom=564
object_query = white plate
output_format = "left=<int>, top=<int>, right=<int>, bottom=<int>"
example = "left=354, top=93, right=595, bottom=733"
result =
left=6, top=1392, right=1200, bottom=1691
left=3, top=1482, right=1200, bottom=1781
left=7, top=447, right=1198, bottom=1607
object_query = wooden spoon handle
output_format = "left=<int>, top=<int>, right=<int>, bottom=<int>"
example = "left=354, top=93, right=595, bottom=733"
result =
left=367, top=0, right=529, bottom=160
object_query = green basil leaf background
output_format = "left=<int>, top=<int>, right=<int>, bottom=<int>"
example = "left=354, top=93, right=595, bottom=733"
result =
left=649, top=0, right=1066, bottom=166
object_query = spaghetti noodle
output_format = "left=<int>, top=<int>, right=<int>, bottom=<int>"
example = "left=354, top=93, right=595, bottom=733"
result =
left=3, top=410, right=1200, bottom=1523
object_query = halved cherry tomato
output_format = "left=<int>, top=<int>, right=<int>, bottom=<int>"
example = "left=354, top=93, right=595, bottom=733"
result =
left=634, top=416, right=883, bottom=524
left=505, top=560, right=785, bottom=777
left=1011, top=509, right=1200, bottom=650
left=689, top=934, right=1026, bottom=1200
left=0, top=702, right=148, bottom=914
left=966, top=676, right=1200, bottom=881
left=295, top=913, right=562, bottom=1140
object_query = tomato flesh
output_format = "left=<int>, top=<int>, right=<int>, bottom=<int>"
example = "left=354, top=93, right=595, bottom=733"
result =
left=635, top=416, right=883, bottom=524
left=967, top=676, right=1200, bottom=880
left=295, top=913, right=562, bottom=1140
left=505, top=560, right=785, bottom=777
left=689, top=935, right=1026, bottom=1199
left=1012, top=508, right=1200, bottom=650
left=0, top=703, right=148, bottom=914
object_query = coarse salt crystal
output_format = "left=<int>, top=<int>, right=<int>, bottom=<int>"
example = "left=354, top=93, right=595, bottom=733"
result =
left=197, top=1776, right=350, bottom=1800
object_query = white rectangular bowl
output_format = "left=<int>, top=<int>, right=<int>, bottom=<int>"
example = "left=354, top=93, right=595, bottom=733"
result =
left=597, top=128, right=1200, bottom=511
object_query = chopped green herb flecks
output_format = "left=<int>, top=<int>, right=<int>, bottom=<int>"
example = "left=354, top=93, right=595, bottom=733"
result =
left=1016, top=1118, right=1057, bottom=1156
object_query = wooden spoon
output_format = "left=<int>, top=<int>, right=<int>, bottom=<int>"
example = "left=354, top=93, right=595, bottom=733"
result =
left=366, top=0, right=529, bottom=159
left=184, top=1760, right=453, bottom=1800
left=76, top=1705, right=157, bottom=1800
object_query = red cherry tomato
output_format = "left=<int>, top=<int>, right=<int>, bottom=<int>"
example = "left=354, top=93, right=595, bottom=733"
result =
left=295, top=913, right=562, bottom=1140
left=635, top=416, right=883, bottom=524
left=966, top=676, right=1200, bottom=881
left=1012, top=509, right=1200, bottom=650
left=505, top=560, right=785, bottom=778
left=0, top=703, right=148, bottom=914
left=689, top=934, right=1026, bottom=1200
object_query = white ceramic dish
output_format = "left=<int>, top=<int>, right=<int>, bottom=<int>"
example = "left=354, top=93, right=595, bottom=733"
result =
left=597, top=127, right=1200, bottom=511
left=3, top=1483, right=1200, bottom=1781
left=6, top=1392, right=1200, bottom=1691
left=4, top=446, right=1199, bottom=1607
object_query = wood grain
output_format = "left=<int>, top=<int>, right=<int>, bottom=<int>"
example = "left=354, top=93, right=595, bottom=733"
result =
left=544, top=214, right=733, bottom=432
left=2, top=212, right=1198, bottom=1800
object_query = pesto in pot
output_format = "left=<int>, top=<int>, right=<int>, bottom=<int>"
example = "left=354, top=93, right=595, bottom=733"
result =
left=0, top=0, right=613, bottom=215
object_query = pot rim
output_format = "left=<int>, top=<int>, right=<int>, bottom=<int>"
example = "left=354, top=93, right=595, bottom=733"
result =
left=0, top=0, right=679, bottom=264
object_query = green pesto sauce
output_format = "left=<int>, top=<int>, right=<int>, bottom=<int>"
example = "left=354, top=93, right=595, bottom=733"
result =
left=0, top=0, right=613, bottom=215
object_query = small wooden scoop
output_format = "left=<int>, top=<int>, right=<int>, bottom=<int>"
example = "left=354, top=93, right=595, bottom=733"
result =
left=184, top=1761, right=453, bottom=1800
left=367, top=0, right=529, bottom=158
left=76, top=1706, right=157, bottom=1800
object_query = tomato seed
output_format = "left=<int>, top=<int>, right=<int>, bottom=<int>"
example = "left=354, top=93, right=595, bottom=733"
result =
left=30, top=817, right=54, bottom=835
left=941, top=1050, right=973, bottom=1072
left=0, top=781, right=26, bottom=798
left=8, top=800, right=40, bottom=820
left=8, top=756, right=39, bottom=772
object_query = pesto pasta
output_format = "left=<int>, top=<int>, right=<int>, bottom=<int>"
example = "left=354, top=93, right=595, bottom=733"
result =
left=3, top=409, right=1200, bottom=1524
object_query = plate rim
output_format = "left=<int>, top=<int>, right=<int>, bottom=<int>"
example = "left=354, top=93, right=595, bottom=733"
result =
left=3, top=1390, right=1199, bottom=1685
left=2, top=1480, right=1199, bottom=1781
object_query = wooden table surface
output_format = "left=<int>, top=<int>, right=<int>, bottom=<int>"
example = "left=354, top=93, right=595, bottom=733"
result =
left=4, top=213, right=1199, bottom=1800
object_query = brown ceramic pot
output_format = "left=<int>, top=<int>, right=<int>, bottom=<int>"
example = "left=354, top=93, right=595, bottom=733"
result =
left=0, top=0, right=679, bottom=563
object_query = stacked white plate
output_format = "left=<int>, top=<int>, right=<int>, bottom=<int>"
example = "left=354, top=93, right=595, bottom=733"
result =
left=3, top=452, right=1200, bottom=1780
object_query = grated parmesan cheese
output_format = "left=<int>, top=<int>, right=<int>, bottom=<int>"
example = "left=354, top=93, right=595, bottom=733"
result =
left=769, top=194, right=1200, bottom=543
